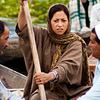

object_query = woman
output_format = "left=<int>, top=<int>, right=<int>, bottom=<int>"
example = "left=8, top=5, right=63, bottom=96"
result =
left=16, top=0, right=91, bottom=100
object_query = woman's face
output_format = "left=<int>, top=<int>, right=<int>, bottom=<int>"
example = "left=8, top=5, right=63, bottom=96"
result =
left=51, top=11, right=68, bottom=35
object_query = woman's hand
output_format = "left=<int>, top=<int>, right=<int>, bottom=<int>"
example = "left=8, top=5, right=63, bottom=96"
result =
left=34, top=72, right=55, bottom=85
left=19, top=0, right=28, bottom=5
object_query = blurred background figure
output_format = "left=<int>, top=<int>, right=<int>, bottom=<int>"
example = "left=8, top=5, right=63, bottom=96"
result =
left=77, top=24, right=100, bottom=100
left=67, top=0, right=97, bottom=32
left=90, top=0, right=100, bottom=28
left=0, top=20, right=25, bottom=100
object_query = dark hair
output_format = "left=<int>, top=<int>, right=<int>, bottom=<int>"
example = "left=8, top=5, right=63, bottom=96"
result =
left=48, top=4, right=69, bottom=21
left=92, top=27, right=100, bottom=45
left=0, top=20, right=7, bottom=37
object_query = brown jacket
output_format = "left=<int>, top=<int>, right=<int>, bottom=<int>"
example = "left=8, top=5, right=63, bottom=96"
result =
left=16, top=25, right=90, bottom=100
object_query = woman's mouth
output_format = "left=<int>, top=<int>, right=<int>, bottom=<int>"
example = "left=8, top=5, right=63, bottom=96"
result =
left=57, top=28, right=63, bottom=31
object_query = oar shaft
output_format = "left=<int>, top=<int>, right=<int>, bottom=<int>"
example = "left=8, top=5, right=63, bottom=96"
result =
left=23, top=1, right=46, bottom=100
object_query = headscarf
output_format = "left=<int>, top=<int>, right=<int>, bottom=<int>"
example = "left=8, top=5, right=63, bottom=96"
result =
left=47, top=4, right=71, bottom=44
left=47, top=4, right=91, bottom=100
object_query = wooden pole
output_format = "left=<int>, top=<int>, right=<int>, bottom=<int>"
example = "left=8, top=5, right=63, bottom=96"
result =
left=23, top=1, right=46, bottom=100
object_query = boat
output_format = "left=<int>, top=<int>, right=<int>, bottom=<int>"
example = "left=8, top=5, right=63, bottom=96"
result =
left=0, top=64, right=27, bottom=89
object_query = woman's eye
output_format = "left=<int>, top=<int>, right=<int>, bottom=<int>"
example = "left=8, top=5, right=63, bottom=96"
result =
left=54, top=20, right=58, bottom=22
left=53, top=19, right=67, bottom=22
left=62, top=19, right=66, bottom=22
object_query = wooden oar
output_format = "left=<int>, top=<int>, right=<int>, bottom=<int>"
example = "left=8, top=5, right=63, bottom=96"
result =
left=23, top=1, right=46, bottom=100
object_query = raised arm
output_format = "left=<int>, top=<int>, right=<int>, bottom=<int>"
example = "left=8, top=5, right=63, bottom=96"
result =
left=18, top=0, right=28, bottom=31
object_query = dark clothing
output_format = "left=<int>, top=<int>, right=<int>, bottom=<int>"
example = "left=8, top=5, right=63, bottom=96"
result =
left=82, top=0, right=90, bottom=27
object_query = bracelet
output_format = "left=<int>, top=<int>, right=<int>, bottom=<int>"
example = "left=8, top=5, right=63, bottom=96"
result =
left=49, top=70, right=58, bottom=83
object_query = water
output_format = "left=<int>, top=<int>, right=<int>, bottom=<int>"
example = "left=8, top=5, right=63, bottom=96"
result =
left=7, top=23, right=18, bottom=39
left=0, top=18, right=18, bottom=39
left=0, top=17, right=47, bottom=39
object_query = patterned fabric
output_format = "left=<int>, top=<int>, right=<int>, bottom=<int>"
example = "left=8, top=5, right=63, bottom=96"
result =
left=47, top=4, right=91, bottom=100
left=67, top=0, right=97, bottom=32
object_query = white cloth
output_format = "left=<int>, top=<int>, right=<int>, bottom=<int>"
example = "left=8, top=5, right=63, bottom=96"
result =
left=95, top=24, right=100, bottom=40
left=90, top=3, right=100, bottom=28
left=77, top=60, right=100, bottom=100
left=0, top=80, right=25, bottom=100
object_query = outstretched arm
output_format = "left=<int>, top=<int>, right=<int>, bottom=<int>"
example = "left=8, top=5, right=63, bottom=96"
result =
left=18, top=0, right=28, bottom=31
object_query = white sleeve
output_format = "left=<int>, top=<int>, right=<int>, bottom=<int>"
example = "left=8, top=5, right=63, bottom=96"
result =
left=77, top=74, right=100, bottom=100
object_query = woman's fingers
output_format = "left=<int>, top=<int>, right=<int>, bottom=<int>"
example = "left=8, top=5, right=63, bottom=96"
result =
left=34, top=72, right=49, bottom=84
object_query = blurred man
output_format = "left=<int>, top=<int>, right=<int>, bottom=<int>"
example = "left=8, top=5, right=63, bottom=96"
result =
left=77, top=24, right=100, bottom=100
left=0, top=20, right=25, bottom=100
left=90, top=0, right=100, bottom=28
left=67, top=0, right=97, bottom=32
left=0, top=20, right=9, bottom=54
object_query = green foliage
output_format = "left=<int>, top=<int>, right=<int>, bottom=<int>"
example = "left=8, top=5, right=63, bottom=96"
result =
left=30, top=0, right=70, bottom=23
left=0, top=0, right=70, bottom=24
left=0, top=0, right=20, bottom=18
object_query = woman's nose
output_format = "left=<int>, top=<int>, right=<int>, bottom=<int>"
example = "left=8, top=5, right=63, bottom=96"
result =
left=58, top=21, right=62, bottom=26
